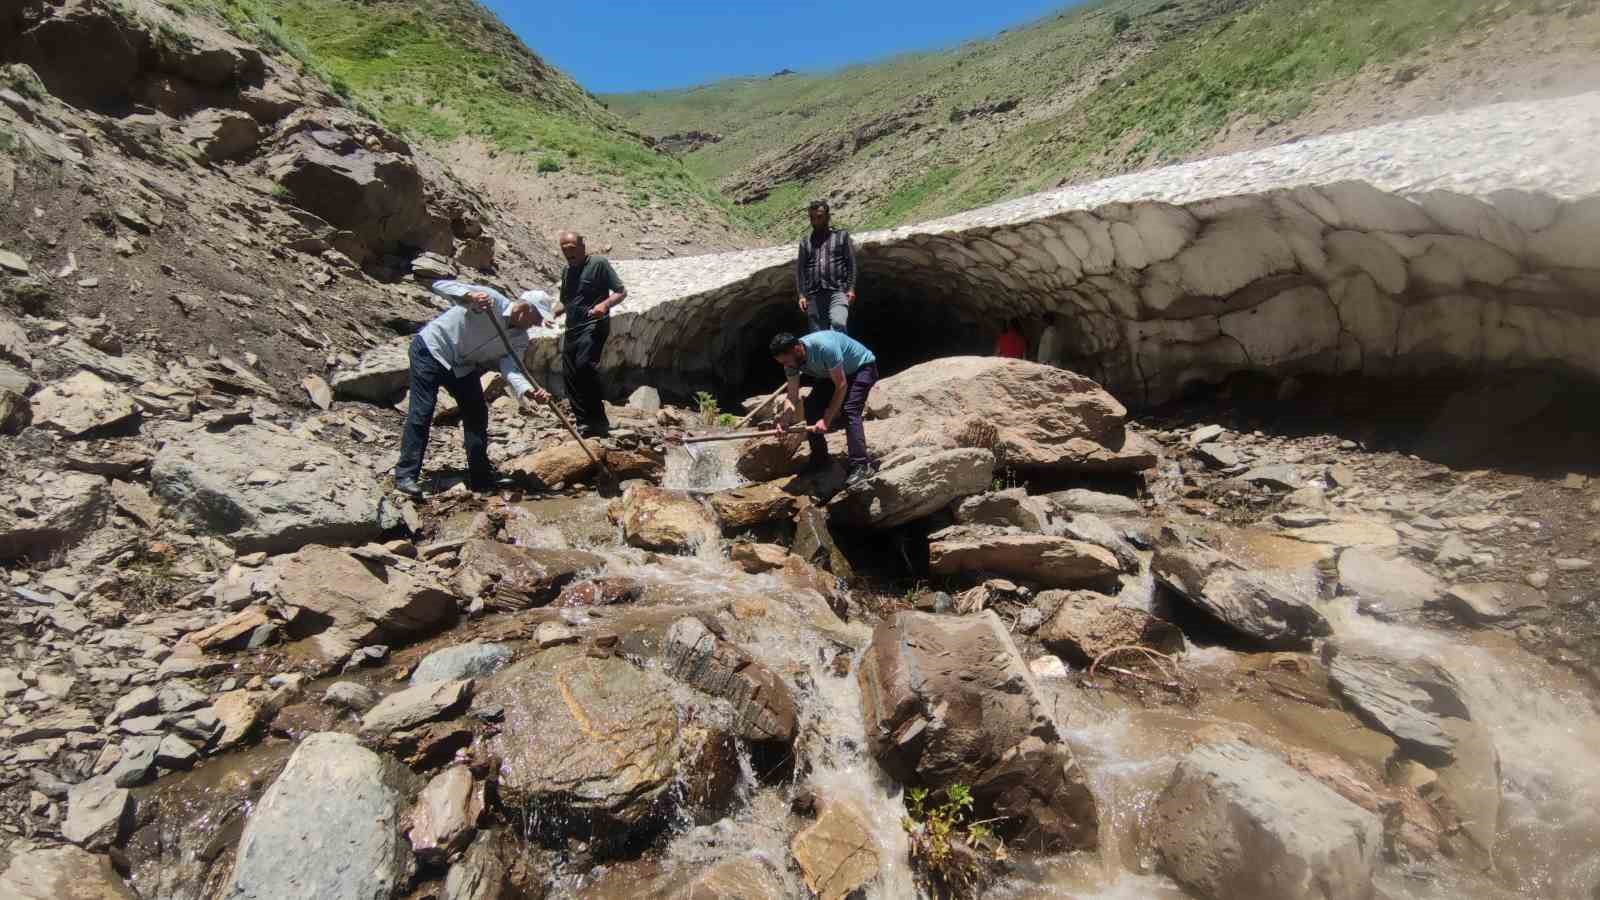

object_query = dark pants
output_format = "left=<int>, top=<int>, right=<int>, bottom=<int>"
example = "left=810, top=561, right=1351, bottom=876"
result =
left=562, top=319, right=610, bottom=434
left=805, top=289, right=850, bottom=334
left=396, top=335, right=490, bottom=485
left=804, top=362, right=878, bottom=468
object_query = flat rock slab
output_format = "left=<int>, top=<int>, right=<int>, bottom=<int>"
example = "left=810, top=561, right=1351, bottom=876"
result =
left=273, top=545, right=457, bottom=665
left=829, top=447, right=994, bottom=530
left=0, top=471, right=111, bottom=561
left=151, top=424, right=385, bottom=554
left=330, top=337, right=410, bottom=403
left=791, top=797, right=882, bottom=900
left=360, top=678, right=473, bottom=737
left=1043, top=489, right=1140, bottom=516
left=928, top=526, right=1122, bottom=588
left=30, top=370, right=139, bottom=437
left=1337, top=548, right=1443, bottom=617
left=0, top=845, right=135, bottom=899
left=410, top=641, right=514, bottom=685
left=1436, top=582, right=1548, bottom=625
left=226, top=732, right=410, bottom=899
left=1151, top=741, right=1381, bottom=900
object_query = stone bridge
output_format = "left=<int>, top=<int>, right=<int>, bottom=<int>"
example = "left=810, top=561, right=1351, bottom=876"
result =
left=529, top=93, right=1600, bottom=407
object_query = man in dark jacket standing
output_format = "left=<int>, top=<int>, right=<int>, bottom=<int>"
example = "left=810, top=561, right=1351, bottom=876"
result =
left=555, top=231, right=626, bottom=437
left=795, top=199, right=857, bottom=334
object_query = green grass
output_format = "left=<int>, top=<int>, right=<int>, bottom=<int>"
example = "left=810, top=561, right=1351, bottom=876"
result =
left=610, top=0, right=1546, bottom=234
left=161, top=0, right=730, bottom=207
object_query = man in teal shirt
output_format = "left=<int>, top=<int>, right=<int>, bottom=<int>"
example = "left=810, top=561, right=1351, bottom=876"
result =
left=770, top=330, right=880, bottom=485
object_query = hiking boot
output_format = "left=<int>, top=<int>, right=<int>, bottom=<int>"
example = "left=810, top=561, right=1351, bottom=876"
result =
left=394, top=477, right=425, bottom=499
left=845, top=463, right=878, bottom=487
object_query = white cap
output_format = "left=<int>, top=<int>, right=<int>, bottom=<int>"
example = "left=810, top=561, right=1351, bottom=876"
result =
left=519, top=289, right=554, bottom=322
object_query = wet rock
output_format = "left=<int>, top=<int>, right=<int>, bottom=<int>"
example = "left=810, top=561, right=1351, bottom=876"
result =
left=324, top=681, right=378, bottom=712
left=481, top=646, right=738, bottom=853
left=210, top=690, right=273, bottom=751
left=412, top=641, right=515, bottom=685
left=443, top=830, right=526, bottom=900
left=151, top=425, right=385, bottom=553
left=0, top=844, right=136, bottom=899
left=954, top=488, right=1051, bottom=532
left=829, top=448, right=994, bottom=529
left=1042, top=489, right=1140, bottom=517
left=1336, top=549, right=1443, bottom=618
left=791, top=797, right=882, bottom=900
left=30, top=371, right=138, bottom=437
left=273, top=545, right=457, bottom=664
left=506, top=440, right=598, bottom=488
left=793, top=505, right=854, bottom=578
left=554, top=576, right=642, bottom=608
left=857, top=610, right=1098, bottom=849
left=708, top=480, right=799, bottom=532
left=675, top=858, right=787, bottom=900
left=410, top=765, right=484, bottom=863
left=602, top=446, right=666, bottom=481
left=615, top=484, right=719, bottom=552
left=63, top=776, right=131, bottom=849
left=360, top=678, right=473, bottom=738
left=454, top=540, right=604, bottom=610
left=1037, top=590, right=1185, bottom=665
left=534, top=621, right=578, bottom=648
left=734, top=433, right=809, bottom=482
left=0, top=471, right=111, bottom=561
left=728, top=541, right=791, bottom=573
left=619, top=615, right=798, bottom=743
left=1153, top=541, right=1331, bottom=649
left=1151, top=741, right=1381, bottom=900
left=865, top=357, right=1153, bottom=474
left=1326, top=647, right=1471, bottom=766
left=226, top=732, right=410, bottom=899
left=928, top=525, right=1121, bottom=588
left=1435, top=582, right=1548, bottom=625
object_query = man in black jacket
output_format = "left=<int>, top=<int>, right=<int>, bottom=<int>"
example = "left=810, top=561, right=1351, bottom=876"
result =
left=555, top=232, right=626, bottom=437
left=794, top=199, right=857, bottom=334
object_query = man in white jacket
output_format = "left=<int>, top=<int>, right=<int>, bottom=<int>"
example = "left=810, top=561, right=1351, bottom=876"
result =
left=394, top=279, right=551, bottom=498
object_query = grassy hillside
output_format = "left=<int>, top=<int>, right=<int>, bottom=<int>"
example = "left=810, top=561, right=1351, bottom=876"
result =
left=608, top=0, right=1553, bottom=236
left=164, top=0, right=726, bottom=210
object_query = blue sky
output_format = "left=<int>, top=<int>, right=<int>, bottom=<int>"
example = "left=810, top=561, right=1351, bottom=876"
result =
left=483, top=0, right=1077, bottom=94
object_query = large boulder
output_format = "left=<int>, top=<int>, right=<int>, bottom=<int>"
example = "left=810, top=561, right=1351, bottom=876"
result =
left=178, top=109, right=261, bottom=162
left=0, top=845, right=135, bottom=899
left=1038, top=590, right=1185, bottom=665
left=226, top=732, right=411, bottom=899
left=828, top=448, right=994, bottom=529
left=505, top=440, right=598, bottom=488
left=614, top=485, right=719, bottom=552
left=1152, top=541, right=1331, bottom=649
left=453, top=540, right=604, bottom=610
left=708, top=480, right=800, bottom=532
left=927, top=525, right=1122, bottom=588
left=151, top=424, right=385, bottom=553
left=865, top=357, right=1155, bottom=474
left=267, top=127, right=453, bottom=260
left=0, top=471, right=110, bottom=561
left=481, top=646, right=739, bottom=854
left=857, top=610, right=1098, bottom=849
left=273, top=545, right=457, bottom=665
left=331, top=338, right=411, bottom=404
left=30, top=371, right=139, bottom=437
left=953, top=488, right=1053, bottom=532
left=1150, top=741, right=1381, bottom=900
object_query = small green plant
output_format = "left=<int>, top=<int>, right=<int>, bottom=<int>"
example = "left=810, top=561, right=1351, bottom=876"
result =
left=535, top=155, right=562, bottom=173
left=715, top=412, right=740, bottom=428
left=694, top=391, right=720, bottom=427
left=903, top=783, right=1001, bottom=897
left=269, top=182, right=291, bottom=200
left=1111, top=13, right=1132, bottom=35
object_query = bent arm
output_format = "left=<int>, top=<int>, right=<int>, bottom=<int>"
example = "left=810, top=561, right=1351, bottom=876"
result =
left=785, top=374, right=803, bottom=427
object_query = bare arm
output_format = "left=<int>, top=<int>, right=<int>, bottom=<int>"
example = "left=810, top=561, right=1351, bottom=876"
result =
left=785, top=374, right=803, bottom=428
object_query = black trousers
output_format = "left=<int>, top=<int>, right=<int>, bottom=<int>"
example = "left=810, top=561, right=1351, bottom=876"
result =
left=562, top=319, right=610, bottom=433
left=396, top=335, right=490, bottom=485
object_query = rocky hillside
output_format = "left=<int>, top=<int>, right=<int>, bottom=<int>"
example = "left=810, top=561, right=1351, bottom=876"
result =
left=609, top=0, right=1600, bottom=236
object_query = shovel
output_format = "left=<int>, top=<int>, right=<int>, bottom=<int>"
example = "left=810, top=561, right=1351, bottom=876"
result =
left=484, top=302, right=619, bottom=491
left=678, top=426, right=801, bottom=445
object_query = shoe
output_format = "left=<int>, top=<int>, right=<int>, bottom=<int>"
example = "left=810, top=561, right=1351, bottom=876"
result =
left=845, top=463, right=878, bottom=487
left=394, top=477, right=425, bottom=499
left=467, top=471, right=504, bottom=493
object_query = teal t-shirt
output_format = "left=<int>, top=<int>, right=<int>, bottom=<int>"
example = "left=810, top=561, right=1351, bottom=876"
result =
left=786, top=331, right=877, bottom=380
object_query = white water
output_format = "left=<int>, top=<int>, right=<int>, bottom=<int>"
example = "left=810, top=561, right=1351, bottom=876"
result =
left=663, top=441, right=745, bottom=493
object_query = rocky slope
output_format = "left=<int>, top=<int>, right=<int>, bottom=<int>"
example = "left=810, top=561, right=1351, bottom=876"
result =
left=1, top=351, right=1597, bottom=899
left=608, top=0, right=1600, bottom=235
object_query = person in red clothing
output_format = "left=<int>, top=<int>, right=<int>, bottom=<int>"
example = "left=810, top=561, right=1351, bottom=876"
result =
left=995, top=319, right=1026, bottom=359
